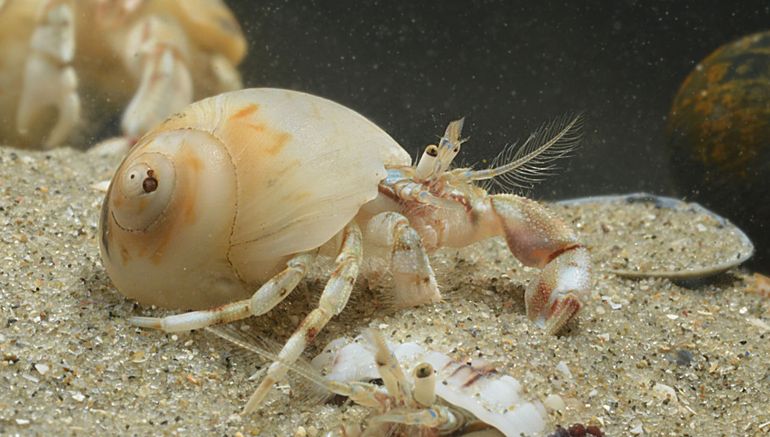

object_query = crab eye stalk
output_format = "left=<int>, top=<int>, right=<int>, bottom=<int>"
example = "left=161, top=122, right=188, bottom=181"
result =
left=415, top=144, right=440, bottom=179
left=414, top=118, right=467, bottom=179
left=412, top=362, right=436, bottom=407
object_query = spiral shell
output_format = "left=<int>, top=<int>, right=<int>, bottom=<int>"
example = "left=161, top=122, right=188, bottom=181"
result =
left=99, top=88, right=411, bottom=309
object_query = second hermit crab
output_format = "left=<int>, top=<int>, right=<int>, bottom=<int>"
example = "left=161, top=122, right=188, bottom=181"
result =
left=0, top=0, right=246, bottom=148
left=99, top=87, right=592, bottom=412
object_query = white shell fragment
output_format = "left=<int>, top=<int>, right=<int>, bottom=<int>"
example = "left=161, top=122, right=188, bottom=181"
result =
left=556, top=193, right=755, bottom=279
left=311, top=335, right=548, bottom=437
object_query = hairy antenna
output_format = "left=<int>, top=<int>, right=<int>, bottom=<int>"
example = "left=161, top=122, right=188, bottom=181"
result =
left=470, top=114, right=584, bottom=192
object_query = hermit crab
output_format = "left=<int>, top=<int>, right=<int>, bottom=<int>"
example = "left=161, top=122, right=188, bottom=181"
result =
left=0, top=0, right=245, bottom=148
left=98, top=87, right=592, bottom=413
left=209, top=325, right=549, bottom=436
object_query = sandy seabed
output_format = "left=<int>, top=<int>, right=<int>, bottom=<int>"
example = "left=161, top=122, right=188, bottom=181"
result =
left=1, top=146, right=768, bottom=436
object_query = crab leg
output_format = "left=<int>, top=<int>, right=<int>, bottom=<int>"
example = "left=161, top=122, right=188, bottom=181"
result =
left=243, top=222, right=363, bottom=414
left=364, top=212, right=440, bottom=308
left=381, top=169, right=463, bottom=210
left=370, top=406, right=458, bottom=428
left=16, top=0, right=80, bottom=148
left=206, top=325, right=391, bottom=409
left=363, top=328, right=411, bottom=405
left=130, top=252, right=315, bottom=332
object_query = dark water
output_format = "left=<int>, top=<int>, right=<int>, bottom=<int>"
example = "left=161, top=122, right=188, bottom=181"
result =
left=228, top=1, right=770, bottom=271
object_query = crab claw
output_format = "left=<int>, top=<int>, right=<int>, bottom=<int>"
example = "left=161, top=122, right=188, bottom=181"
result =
left=524, top=246, right=591, bottom=335
left=17, top=0, right=80, bottom=148
left=120, top=15, right=193, bottom=139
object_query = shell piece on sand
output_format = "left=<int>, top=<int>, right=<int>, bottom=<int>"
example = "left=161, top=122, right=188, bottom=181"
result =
left=556, top=193, right=754, bottom=279
left=311, top=335, right=548, bottom=437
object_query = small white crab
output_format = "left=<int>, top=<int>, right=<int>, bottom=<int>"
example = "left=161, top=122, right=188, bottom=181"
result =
left=98, top=88, right=592, bottom=414
left=0, top=0, right=245, bottom=148
left=209, top=325, right=549, bottom=436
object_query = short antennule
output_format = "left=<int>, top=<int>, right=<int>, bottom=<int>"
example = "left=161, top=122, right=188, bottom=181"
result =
left=434, top=117, right=466, bottom=173
left=415, top=118, right=466, bottom=179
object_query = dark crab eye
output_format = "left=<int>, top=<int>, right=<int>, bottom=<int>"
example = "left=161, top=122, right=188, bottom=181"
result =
left=425, top=145, right=438, bottom=157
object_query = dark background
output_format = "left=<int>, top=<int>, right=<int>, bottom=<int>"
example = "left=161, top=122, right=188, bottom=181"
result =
left=228, top=0, right=770, bottom=270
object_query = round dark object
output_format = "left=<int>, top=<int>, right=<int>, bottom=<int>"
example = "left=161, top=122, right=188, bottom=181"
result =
left=568, top=423, right=587, bottom=437
left=586, top=425, right=604, bottom=437
left=667, top=31, right=770, bottom=271
left=548, top=425, right=571, bottom=437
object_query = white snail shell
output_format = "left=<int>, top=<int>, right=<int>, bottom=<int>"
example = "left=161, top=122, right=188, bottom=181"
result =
left=99, top=88, right=411, bottom=309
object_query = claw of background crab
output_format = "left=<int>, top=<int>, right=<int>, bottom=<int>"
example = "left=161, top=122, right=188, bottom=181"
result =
left=1, top=0, right=247, bottom=149
left=120, top=15, right=193, bottom=138
left=120, top=47, right=193, bottom=138
left=209, top=53, right=243, bottom=91
left=174, top=0, right=247, bottom=66
left=16, top=0, right=81, bottom=148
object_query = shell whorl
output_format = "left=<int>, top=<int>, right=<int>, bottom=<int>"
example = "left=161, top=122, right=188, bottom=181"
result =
left=109, top=151, right=176, bottom=232
left=99, top=127, right=243, bottom=309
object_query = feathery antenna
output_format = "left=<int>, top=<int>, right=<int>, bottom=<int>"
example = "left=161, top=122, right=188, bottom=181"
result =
left=471, top=113, right=584, bottom=191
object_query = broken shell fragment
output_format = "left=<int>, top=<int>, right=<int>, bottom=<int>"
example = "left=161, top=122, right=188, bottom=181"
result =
left=311, top=334, right=548, bottom=437
left=555, top=193, right=754, bottom=279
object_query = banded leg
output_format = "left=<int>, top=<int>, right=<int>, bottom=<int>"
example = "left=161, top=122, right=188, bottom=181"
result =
left=363, top=328, right=411, bottom=405
left=371, top=406, right=458, bottom=429
left=489, top=194, right=592, bottom=334
left=130, top=252, right=315, bottom=332
left=17, top=0, right=80, bottom=148
left=364, top=212, right=440, bottom=308
left=243, top=222, right=363, bottom=414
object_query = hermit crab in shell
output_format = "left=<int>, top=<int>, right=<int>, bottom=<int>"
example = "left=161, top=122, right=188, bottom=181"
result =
left=98, top=87, right=592, bottom=413
left=0, top=0, right=245, bottom=148
left=209, top=325, right=550, bottom=436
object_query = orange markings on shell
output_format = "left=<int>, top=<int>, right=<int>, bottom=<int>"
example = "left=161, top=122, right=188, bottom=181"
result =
left=227, top=106, right=291, bottom=158
left=229, top=104, right=259, bottom=120
left=239, top=123, right=290, bottom=157
left=119, top=245, right=131, bottom=264
left=176, top=146, right=203, bottom=226
left=145, top=145, right=201, bottom=264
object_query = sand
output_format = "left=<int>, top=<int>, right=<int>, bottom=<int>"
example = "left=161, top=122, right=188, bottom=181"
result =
left=1, top=145, right=768, bottom=436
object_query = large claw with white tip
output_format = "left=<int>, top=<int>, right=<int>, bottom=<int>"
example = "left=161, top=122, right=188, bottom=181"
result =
left=524, top=246, right=591, bottom=335
left=120, top=15, right=193, bottom=139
